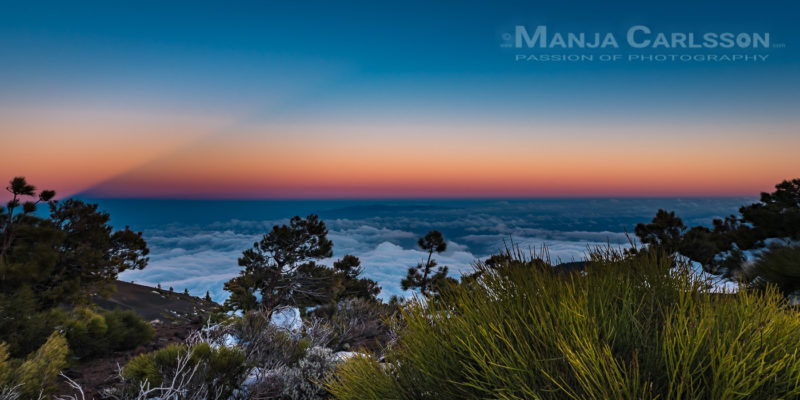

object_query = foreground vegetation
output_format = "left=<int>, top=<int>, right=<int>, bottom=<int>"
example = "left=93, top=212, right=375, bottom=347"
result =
left=0, top=178, right=155, bottom=397
left=327, top=249, right=800, bottom=399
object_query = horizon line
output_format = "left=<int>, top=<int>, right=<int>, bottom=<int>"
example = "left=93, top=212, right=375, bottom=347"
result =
left=69, top=194, right=759, bottom=202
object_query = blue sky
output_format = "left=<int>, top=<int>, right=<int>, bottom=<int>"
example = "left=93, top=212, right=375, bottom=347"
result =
left=3, top=1, right=797, bottom=112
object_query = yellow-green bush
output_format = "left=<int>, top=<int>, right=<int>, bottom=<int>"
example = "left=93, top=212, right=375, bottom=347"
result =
left=123, top=347, right=161, bottom=386
left=327, top=250, right=800, bottom=400
left=0, top=332, right=69, bottom=397
left=123, top=341, right=248, bottom=397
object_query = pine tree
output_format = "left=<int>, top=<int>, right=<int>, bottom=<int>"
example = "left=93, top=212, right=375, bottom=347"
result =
left=223, top=214, right=335, bottom=315
left=0, top=177, right=55, bottom=267
left=333, top=255, right=381, bottom=301
left=636, top=177, right=800, bottom=296
left=401, top=230, right=450, bottom=296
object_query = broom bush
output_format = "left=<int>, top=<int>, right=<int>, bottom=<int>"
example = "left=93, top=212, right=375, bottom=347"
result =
left=327, top=249, right=800, bottom=399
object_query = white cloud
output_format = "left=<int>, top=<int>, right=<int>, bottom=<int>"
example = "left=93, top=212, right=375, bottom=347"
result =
left=116, top=198, right=743, bottom=303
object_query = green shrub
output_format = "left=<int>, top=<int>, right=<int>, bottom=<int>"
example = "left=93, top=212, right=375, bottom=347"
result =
left=292, top=338, right=311, bottom=364
left=64, top=307, right=154, bottom=359
left=0, top=332, right=69, bottom=397
left=193, top=342, right=249, bottom=395
left=327, top=250, right=800, bottom=400
left=0, top=288, right=69, bottom=358
left=123, top=349, right=161, bottom=386
left=103, top=308, right=156, bottom=350
left=0, top=294, right=154, bottom=361
left=63, top=307, right=107, bottom=357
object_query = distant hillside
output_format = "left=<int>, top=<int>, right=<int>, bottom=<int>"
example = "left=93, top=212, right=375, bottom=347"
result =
left=93, top=280, right=217, bottom=322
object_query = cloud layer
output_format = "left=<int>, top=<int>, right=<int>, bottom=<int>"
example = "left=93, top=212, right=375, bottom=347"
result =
left=116, top=198, right=748, bottom=302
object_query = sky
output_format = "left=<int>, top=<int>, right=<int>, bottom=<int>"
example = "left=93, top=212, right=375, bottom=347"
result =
left=1, top=0, right=798, bottom=199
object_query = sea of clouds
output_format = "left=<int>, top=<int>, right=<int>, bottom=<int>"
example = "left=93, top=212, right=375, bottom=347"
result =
left=112, top=198, right=749, bottom=302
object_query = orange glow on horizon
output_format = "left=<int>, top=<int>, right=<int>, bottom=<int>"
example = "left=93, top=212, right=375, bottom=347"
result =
left=1, top=108, right=797, bottom=200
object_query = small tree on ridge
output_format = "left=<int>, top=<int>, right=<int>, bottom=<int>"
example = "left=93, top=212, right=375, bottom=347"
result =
left=402, top=230, right=450, bottom=296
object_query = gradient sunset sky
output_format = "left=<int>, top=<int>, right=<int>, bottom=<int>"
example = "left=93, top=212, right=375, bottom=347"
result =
left=1, top=1, right=798, bottom=199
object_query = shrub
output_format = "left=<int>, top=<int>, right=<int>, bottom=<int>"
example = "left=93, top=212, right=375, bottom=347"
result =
left=222, top=309, right=350, bottom=399
left=0, top=296, right=154, bottom=361
left=329, top=298, right=396, bottom=352
left=191, top=342, right=249, bottom=395
left=232, top=310, right=312, bottom=370
left=64, top=307, right=154, bottom=359
left=104, top=308, right=155, bottom=350
left=327, top=249, right=800, bottom=400
left=63, top=307, right=106, bottom=358
left=307, top=298, right=397, bottom=353
left=0, top=332, right=69, bottom=398
left=247, top=345, right=340, bottom=400
left=122, top=341, right=248, bottom=399
left=123, top=348, right=160, bottom=386
left=279, top=346, right=337, bottom=400
left=0, top=288, right=69, bottom=358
